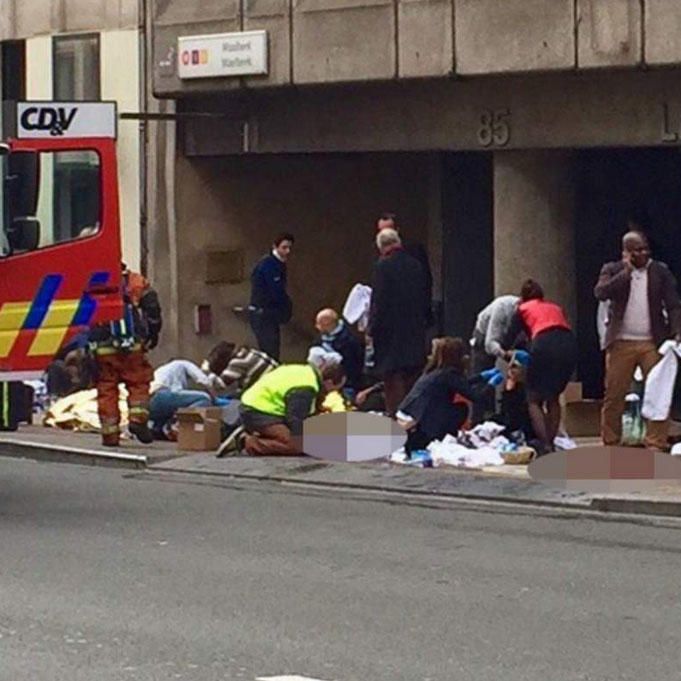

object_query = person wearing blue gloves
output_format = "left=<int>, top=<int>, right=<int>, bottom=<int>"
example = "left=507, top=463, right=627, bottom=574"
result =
left=396, top=337, right=496, bottom=456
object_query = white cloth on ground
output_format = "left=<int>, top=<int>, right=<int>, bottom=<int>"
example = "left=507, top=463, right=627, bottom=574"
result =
left=459, top=421, right=506, bottom=449
left=641, top=340, right=681, bottom=421
left=343, top=284, right=372, bottom=331
left=428, top=435, right=505, bottom=468
left=389, top=437, right=505, bottom=469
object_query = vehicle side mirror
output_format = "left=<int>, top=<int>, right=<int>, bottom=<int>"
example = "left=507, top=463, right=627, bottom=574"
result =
left=8, top=217, right=40, bottom=252
left=5, top=150, right=39, bottom=221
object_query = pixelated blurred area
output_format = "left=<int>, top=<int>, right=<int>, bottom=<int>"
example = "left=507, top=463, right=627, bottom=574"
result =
left=303, top=412, right=406, bottom=463
left=529, top=447, right=681, bottom=493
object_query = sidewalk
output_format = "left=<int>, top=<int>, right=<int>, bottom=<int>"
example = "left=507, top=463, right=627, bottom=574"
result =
left=2, top=425, right=681, bottom=517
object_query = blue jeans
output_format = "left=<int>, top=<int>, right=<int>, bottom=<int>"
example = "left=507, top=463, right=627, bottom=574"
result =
left=150, top=389, right=213, bottom=430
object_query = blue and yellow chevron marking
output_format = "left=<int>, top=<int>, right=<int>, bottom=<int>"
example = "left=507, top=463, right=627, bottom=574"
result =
left=28, top=298, right=82, bottom=356
left=22, top=275, right=63, bottom=330
left=0, top=302, right=32, bottom=358
left=0, top=271, right=109, bottom=359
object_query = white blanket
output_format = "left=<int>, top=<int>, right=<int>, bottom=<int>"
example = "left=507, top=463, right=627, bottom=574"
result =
left=642, top=340, right=681, bottom=422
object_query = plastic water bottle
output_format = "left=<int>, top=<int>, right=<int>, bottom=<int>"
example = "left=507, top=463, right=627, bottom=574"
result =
left=622, top=393, right=645, bottom=446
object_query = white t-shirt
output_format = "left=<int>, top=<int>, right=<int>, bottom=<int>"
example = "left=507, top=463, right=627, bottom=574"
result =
left=151, top=360, right=214, bottom=394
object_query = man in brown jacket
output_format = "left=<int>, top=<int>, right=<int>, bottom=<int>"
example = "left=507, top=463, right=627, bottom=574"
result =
left=594, top=231, right=681, bottom=450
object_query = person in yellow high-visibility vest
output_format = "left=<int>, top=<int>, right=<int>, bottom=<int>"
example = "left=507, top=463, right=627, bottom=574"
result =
left=228, top=362, right=346, bottom=456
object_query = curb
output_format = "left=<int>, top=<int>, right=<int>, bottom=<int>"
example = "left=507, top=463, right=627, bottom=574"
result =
left=589, top=496, right=681, bottom=517
left=0, top=438, right=148, bottom=469
left=3, top=439, right=681, bottom=518
left=151, top=461, right=597, bottom=511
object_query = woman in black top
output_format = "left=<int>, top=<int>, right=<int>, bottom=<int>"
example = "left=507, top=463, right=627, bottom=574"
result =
left=397, top=337, right=491, bottom=455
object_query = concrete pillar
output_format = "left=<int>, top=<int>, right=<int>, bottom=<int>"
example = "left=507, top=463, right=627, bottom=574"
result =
left=494, top=150, right=577, bottom=325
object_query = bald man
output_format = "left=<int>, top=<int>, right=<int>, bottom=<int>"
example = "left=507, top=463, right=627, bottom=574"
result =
left=595, top=230, right=681, bottom=451
left=312, top=308, right=364, bottom=392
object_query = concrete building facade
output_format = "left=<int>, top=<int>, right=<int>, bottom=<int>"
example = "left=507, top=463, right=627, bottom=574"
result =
left=149, top=1, right=681, bottom=395
left=0, top=0, right=144, bottom=271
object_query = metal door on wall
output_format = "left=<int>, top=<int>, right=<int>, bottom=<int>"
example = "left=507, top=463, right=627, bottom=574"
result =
left=441, top=153, right=494, bottom=341
left=575, top=148, right=681, bottom=403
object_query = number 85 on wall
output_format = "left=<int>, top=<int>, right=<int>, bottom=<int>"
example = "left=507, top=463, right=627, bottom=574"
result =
left=477, top=108, right=512, bottom=148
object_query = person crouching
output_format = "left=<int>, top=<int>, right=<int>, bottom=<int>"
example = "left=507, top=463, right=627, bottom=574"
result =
left=238, top=362, right=346, bottom=455
left=397, top=337, right=493, bottom=455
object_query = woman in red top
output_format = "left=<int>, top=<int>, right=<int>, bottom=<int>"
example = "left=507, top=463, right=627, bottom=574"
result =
left=508, top=279, right=577, bottom=456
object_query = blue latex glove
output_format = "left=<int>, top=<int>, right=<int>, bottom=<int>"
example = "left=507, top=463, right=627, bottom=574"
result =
left=214, top=397, right=231, bottom=407
left=512, top=350, right=531, bottom=367
left=480, top=369, right=498, bottom=381
left=488, top=372, right=504, bottom=387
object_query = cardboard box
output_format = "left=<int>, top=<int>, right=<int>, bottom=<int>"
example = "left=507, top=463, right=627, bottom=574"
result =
left=563, top=399, right=602, bottom=438
left=176, top=407, right=223, bottom=452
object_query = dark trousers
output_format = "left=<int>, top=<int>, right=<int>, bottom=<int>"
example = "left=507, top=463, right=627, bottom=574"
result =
left=405, top=404, right=469, bottom=455
left=250, top=312, right=281, bottom=362
left=470, top=335, right=496, bottom=425
left=383, top=368, right=421, bottom=417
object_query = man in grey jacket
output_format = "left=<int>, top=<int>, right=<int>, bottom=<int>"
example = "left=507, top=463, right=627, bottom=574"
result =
left=470, top=295, right=520, bottom=372
left=469, top=294, right=520, bottom=423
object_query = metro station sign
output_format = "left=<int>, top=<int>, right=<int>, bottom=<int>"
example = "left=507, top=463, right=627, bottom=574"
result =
left=178, top=31, right=268, bottom=79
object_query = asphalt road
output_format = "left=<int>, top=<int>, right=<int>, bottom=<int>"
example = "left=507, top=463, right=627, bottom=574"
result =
left=2, top=457, right=681, bottom=681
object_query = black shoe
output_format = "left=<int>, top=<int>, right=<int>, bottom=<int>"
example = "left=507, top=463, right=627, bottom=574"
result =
left=152, top=428, right=168, bottom=442
left=129, top=422, right=154, bottom=445
left=529, top=439, right=549, bottom=458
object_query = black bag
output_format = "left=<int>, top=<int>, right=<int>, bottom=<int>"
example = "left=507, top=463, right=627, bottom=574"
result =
left=0, top=382, right=34, bottom=431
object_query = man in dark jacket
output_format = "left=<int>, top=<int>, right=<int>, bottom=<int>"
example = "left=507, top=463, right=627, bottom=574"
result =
left=313, top=308, right=364, bottom=393
left=377, top=213, right=433, bottom=327
left=249, top=233, right=294, bottom=362
left=369, top=228, right=428, bottom=416
left=594, top=230, right=681, bottom=450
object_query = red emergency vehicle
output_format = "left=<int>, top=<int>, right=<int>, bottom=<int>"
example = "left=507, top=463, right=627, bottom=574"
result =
left=0, top=101, right=123, bottom=381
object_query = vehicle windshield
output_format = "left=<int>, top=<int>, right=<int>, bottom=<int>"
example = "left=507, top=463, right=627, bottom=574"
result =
left=0, top=148, right=101, bottom=256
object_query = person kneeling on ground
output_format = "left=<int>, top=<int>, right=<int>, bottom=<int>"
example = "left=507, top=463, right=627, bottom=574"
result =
left=498, top=350, right=535, bottom=443
left=150, top=359, right=218, bottom=440
left=396, top=337, right=496, bottom=456
left=313, top=308, right=365, bottom=397
left=202, top=341, right=278, bottom=397
left=230, top=361, right=346, bottom=456
left=46, top=331, right=95, bottom=399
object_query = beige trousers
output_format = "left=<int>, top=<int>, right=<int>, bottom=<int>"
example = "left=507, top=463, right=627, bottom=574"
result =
left=601, top=340, right=668, bottom=450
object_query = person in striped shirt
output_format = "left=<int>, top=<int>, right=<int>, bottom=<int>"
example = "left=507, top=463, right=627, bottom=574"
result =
left=203, top=341, right=279, bottom=397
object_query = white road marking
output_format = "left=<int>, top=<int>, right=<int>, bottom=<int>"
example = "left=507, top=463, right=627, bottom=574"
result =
left=257, top=676, right=330, bottom=681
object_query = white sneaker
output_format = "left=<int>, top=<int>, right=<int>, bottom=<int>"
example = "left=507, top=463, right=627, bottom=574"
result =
left=217, top=426, right=245, bottom=458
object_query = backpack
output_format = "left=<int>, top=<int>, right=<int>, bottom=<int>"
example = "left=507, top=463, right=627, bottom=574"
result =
left=89, top=270, right=163, bottom=351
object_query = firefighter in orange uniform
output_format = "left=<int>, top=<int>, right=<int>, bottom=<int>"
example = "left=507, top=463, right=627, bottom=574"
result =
left=89, top=264, right=163, bottom=446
